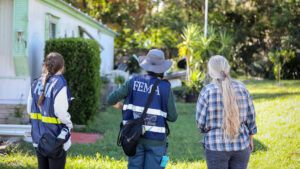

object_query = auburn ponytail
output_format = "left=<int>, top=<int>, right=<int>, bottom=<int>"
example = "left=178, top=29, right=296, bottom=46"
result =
left=37, top=73, right=51, bottom=106
left=37, top=52, right=64, bottom=106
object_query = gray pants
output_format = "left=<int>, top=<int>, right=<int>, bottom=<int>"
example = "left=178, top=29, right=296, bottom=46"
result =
left=205, top=147, right=250, bottom=169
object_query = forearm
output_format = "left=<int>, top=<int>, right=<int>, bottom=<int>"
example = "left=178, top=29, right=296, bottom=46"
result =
left=107, top=80, right=130, bottom=105
left=27, top=88, right=32, bottom=115
left=166, top=89, right=178, bottom=122
left=247, top=94, right=257, bottom=135
left=54, top=87, right=73, bottom=129
left=196, top=111, right=206, bottom=133
left=196, top=92, right=208, bottom=133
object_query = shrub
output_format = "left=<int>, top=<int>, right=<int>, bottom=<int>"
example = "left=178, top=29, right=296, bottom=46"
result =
left=100, top=76, right=110, bottom=85
left=268, top=49, right=295, bottom=84
left=173, top=86, right=188, bottom=102
left=114, top=75, right=125, bottom=86
left=126, top=55, right=141, bottom=74
left=45, top=38, right=101, bottom=124
left=186, top=69, right=205, bottom=94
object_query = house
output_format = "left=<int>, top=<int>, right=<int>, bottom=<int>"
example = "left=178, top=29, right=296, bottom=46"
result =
left=0, top=0, right=118, bottom=123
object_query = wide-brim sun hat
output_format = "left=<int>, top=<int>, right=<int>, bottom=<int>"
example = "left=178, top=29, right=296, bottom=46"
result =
left=138, top=49, right=173, bottom=73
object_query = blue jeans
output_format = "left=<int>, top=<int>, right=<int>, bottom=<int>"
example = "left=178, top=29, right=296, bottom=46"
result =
left=205, top=147, right=251, bottom=169
left=128, top=144, right=167, bottom=169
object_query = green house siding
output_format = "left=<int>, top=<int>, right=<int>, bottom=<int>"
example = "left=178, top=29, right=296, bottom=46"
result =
left=13, top=0, right=29, bottom=76
left=45, top=14, right=50, bottom=41
left=57, top=18, right=61, bottom=38
left=11, top=0, right=116, bottom=77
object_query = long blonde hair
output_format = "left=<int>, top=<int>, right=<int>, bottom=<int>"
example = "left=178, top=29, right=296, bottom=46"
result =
left=208, top=55, right=240, bottom=140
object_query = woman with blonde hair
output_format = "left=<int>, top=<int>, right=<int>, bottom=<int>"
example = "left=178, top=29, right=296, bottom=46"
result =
left=196, top=55, right=257, bottom=169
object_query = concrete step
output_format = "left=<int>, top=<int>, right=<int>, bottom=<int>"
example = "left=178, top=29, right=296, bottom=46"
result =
left=0, top=104, right=28, bottom=124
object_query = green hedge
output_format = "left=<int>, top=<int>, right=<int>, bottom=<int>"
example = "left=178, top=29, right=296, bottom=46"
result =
left=45, top=38, right=101, bottom=124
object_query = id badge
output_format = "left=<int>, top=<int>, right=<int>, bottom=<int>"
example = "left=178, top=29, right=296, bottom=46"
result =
left=160, top=156, right=169, bottom=167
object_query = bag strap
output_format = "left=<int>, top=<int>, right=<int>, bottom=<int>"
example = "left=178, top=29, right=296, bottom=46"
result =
left=117, top=79, right=160, bottom=147
left=141, top=80, right=161, bottom=120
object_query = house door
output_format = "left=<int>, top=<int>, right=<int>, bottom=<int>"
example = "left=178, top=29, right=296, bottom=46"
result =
left=0, top=0, right=15, bottom=76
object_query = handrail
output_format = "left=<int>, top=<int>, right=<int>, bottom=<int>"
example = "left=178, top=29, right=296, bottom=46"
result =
left=0, top=124, right=31, bottom=136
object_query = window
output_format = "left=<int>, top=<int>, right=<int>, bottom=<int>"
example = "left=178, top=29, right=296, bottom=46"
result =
left=49, top=22, right=56, bottom=39
left=45, top=14, right=60, bottom=40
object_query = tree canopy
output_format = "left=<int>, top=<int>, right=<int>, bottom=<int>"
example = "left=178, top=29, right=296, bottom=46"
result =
left=66, top=0, right=300, bottom=79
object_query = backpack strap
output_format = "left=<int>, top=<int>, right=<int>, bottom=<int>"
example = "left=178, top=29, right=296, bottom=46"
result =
left=141, top=80, right=161, bottom=120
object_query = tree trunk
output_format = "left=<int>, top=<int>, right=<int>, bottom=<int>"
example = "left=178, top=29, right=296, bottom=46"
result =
left=186, top=55, right=190, bottom=82
left=278, top=64, right=281, bottom=85
left=82, top=0, right=87, bottom=8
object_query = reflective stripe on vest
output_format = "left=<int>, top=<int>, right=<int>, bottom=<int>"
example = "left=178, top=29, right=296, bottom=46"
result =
left=122, top=120, right=166, bottom=133
left=123, top=104, right=167, bottom=118
left=30, top=113, right=61, bottom=124
left=143, top=125, right=166, bottom=133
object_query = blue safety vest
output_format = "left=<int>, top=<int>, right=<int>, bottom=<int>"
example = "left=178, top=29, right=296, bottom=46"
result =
left=30, top=75, right=71, bottom=145
left=122, top=75, right=170, bottom=140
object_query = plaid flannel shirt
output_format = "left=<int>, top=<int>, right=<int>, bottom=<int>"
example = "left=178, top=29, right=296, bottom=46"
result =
left=196, top=81, right=257, bottom=151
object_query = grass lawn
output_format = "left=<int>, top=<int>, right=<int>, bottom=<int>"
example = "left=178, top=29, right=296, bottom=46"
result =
left=0, top=80, right=299, bottom=169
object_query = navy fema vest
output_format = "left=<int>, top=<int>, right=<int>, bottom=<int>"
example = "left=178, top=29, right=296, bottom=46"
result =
left=30, top=75, right=71, bottom=145
left=122, top=75, right=170, bottom=140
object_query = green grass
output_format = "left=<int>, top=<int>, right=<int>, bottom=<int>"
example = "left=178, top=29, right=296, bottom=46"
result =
left=0, top=80, right=299, bottom=169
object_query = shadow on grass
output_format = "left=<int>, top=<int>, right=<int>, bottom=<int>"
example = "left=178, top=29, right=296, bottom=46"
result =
left=6, top=105, right=268, bottom=165
left=11, top=140, right=127, bottom=160
left=0, top=164, right=36, bottom=169
left=253, top=138, right=268, bottom=153
left=242, top=80, right=300, bottom=86
left=10, top=136, right=267, bottom=165
left=251, top=92, right=300, bottom=101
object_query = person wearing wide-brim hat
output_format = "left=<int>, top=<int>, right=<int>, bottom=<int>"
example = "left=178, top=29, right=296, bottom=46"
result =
left=138, top=49, right=173, bottom=74
left=107, top=49, right=178, bottom=169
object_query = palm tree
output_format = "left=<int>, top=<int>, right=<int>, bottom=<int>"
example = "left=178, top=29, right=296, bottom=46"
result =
left=177, top=24, right=200, bottom=82
left=218, top=31, right=234, bottom=57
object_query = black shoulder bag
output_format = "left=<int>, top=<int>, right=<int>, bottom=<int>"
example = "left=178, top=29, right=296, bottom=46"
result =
left=37, top=133, right=65, bottom=158
left=117, top=80, right=161, bottom=156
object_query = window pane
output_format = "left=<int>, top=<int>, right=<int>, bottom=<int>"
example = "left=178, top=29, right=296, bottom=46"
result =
left=50, top=23, right=56, bottom=39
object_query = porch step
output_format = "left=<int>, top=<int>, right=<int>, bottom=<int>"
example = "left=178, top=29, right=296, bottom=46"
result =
left=0, top=105, right=14, bottom=124
left=0, top=104, right=29, bottom=124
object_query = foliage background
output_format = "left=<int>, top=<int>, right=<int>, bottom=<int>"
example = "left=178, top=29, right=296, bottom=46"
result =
left=45, top=38, right=101, bottom=124
left=66, top=0, right=300, bottom=79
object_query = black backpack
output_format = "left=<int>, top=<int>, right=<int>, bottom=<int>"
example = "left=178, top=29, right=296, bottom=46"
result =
left=117, top=80, right=170, bottom=156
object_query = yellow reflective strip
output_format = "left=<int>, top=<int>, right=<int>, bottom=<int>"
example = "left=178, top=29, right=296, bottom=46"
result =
left=41, top=116, right=61, bottom=124
left=57, top=119, right=61, bottom=124
left=30, top=113, right=61, bottom=124
left=30, top=113, right=38, bottom=119
left=37, top=114, right=42, bottom=120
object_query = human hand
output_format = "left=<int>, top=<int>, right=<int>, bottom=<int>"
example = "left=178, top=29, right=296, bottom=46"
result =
left=249, top=135, right=254, bottom=152
left=113, top=102, right=123, bottom=110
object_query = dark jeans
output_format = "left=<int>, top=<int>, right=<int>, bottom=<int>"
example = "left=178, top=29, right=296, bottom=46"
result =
left=205, top=147, right=250, bottom=169
left=36, top=149, right=67, bottom=169
left=128, top=144, right=167, bottom=169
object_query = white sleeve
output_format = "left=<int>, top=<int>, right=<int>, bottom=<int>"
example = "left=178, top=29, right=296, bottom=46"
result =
left=27, top=88, right=32, bottom=115
left=54, top=87, right=73, bottom=130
